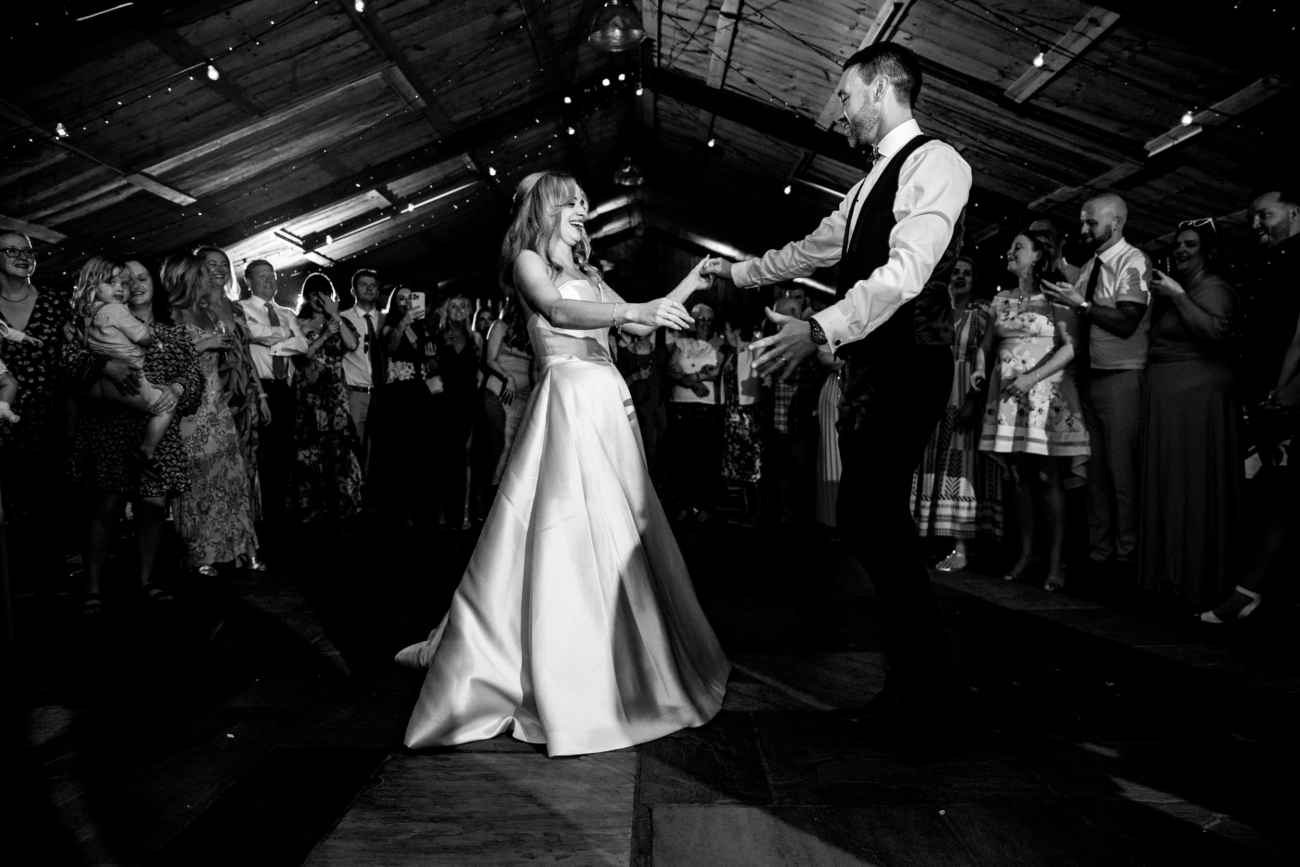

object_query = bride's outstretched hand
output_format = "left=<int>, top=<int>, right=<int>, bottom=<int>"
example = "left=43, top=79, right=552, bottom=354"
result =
left=670, top=257, right=716, bottom=300
left=699, top=257, right=735, bottom=282
left=631, top=298, right=695, bottom=331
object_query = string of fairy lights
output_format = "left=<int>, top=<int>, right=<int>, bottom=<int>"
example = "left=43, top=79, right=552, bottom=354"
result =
left=11, top=0, right=1295, bottom=278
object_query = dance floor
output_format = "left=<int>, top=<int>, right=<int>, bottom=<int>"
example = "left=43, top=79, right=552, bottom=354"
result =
left=4, top=517, right=1297, bottom=866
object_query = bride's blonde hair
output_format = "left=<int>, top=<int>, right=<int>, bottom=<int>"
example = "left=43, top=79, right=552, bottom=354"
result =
left=498, top=171, right=592, bottom=295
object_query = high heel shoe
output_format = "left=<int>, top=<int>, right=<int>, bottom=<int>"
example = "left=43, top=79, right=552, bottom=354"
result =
left=197, top=564, right=218, bottom=578
left=1198, top=586, right=1261, bottom=623
left=249, top=556, right=268, bottom=572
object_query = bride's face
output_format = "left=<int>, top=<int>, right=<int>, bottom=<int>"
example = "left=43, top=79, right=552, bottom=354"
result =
left=553, top=187, right=589, bottom=250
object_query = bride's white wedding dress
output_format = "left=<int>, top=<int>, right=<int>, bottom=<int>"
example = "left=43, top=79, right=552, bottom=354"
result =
left=397, top=277, right=730, bottom=756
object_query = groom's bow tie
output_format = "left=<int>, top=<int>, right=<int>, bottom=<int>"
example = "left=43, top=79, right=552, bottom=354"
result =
left=869, top=146, right=884, bottom=166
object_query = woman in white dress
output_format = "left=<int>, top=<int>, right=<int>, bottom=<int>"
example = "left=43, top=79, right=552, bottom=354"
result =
left=397, top=171, right=730, bottom=756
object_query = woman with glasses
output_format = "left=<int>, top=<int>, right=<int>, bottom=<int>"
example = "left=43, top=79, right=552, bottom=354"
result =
left=0, top=233, right=71, bottom=591
left=1139, top=219, right=1240, bottom=610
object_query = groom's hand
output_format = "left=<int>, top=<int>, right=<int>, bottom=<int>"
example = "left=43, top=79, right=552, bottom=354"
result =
left=748, top=307, right=817, bottom=381
left=699, top=257, right=735, bottom=282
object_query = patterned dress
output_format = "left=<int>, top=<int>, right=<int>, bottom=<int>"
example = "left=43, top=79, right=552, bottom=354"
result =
left=290, top=317, right=363, bottom=522
left=815, top=372, right=842, bottom=527
left=67, top=322, right=203, bottom=497
left=219, top=303, right=264, bottom=518
left=0, top=289, right=69, bottom=523
left=171, top=324, right=259, bottom=567
left=911, top=301, right=1004, bottom=538
left=977, top=293, right=1089, bottom=487
left=720, top=344, right=761, bottom=484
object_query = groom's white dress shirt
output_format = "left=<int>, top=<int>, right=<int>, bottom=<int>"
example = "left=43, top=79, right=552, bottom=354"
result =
left=730, top=119, right=971, bottom=353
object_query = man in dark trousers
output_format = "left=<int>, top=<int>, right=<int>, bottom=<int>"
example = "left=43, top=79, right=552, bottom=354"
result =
left=702, top=43, right=972, bottom=759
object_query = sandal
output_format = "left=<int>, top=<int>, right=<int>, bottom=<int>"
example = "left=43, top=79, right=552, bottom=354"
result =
left=141, top=582, right=174, bottom=604
left=1042, top=570, right=1067, bottom=593
left=1003, top=557, right=1039, bottom=582
left=936, top=550, right=968, bottom=572
left=80, top=592, right=104, bottom=616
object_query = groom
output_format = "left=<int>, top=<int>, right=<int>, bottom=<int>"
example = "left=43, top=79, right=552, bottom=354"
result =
left=702, top=43, right=972, bottom=756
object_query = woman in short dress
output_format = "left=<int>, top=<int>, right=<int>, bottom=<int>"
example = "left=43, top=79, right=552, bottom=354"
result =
left=976, top=229, right=1089, bottom=592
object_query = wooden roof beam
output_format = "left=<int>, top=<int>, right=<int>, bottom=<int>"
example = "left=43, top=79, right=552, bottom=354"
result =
left=0, top=214, right=67, bottom=245
left=697, top=0, right=744, bottom=145
left=0, top=99, right=196, bottom=208
left=1003, top=7, right=1121, bottom=104
left=145, top=26, right=267, bottom=116
left=336, top=0, right=454, bottom=135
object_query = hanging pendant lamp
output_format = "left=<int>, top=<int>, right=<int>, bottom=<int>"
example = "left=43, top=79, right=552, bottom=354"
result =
left=588, top=0, right=646, bottom=52
left=613, top=156, right=644, bottom=186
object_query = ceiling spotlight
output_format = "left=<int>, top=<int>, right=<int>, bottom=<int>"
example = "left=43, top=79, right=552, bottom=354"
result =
left=636, top=86, right=644, bottom=96
left=589, top=0, right=646, bottom=52
left=354, top=0, right=365, bottom=11
left=1032, top=51, right=1045, bottom=68
left=707, top=137, right=716, bottom=148
left=206, top=63, right=219, bottom=80
left=783, top=185, right=792, bottom=195
left=602, top=77, right=611, bottom=87
left=618, top=73, right=626, bottom=81
left=564, top=95, right=572, bottom=104
left=55, top=122, right=68, bottom=138
left=567, top=126, right=576, bottom=135
left=488, top=167, right=497, bottom=176
left=1181, top=109, right=1195, bottom=126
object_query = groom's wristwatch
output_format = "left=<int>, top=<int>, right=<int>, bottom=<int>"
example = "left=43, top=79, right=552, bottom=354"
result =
left=808, top=317, right=828, bottom=346
left=1074, top=300, right=1090, bottom=316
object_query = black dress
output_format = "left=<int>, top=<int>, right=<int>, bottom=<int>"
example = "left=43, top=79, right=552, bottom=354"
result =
left=369, top=323, right=439, bottom=522
left=437, top=333, right=479, bottom=526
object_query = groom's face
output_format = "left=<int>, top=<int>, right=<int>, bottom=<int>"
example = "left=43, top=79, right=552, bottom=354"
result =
left=835, top=68, right=881, bottom=150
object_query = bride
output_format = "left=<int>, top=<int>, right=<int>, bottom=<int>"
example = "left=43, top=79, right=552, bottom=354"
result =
left=397, top=170, right=731, bottom=756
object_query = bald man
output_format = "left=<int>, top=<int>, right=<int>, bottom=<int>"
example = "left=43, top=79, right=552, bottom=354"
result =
left=1043, top=193, right=1152, bottom=574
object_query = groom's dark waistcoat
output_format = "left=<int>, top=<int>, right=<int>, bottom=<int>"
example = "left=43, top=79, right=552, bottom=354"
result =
left=835, top=134, right=966, bottom=418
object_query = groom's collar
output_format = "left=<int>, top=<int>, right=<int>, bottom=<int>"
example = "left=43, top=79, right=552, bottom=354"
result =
left=875, top=118, right=921, bottom=162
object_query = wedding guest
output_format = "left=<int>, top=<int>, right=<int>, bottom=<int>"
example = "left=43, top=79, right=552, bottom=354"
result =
left=911, top=256, right=1002, bottom=571
left=474, top=305, right=495, bottom=343
left=1043, top=193, right=1151, bottom=578
left=1200, top=186, right=1300, bottom=622
left=0, top=230, right=70, bottom=591
left=169, top=252, right=261, bottom=574
left=240, top=260, right=307, bottom=538
left=483, top=299, right=534, bottom=494
left=768, top=297, right=824, bottom=526
left=291, top=273, right=364, bottom=524
left=437, top=293, right=480, bottom=530
left=340, top=269, right=385, bottom=450
left=667, top=303, right=724, bottom=521
left=195, top=245, right=265, bottom=517
left=1028, top=218, right=1081, bottom=283
left=1136, top=221, right=1239, bottom=609
left=369, top=286, right=438, bottom=526
left=977, top=230, right=1089, bottom=591
left=617, top=325, right=671, bottom=491
left=67, top=257, right=202, bottom=612
left=719, top=316, right=763, bottom=526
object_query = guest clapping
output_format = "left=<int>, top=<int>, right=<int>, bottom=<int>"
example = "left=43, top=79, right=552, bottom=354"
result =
left=290, top=273, right=364, bottom=523
left=976, top=230, right=1089, bottom=591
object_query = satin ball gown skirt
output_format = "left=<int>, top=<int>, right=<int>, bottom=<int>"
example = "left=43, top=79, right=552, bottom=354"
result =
left=398, top=344, right=730, bottom=757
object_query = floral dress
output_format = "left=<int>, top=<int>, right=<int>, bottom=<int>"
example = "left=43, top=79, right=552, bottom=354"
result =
left=0, top=289, right=69, bottom=523
left=977, top=293, right=1089, bottom=487
left=66, top=322, right=203, bottom=497
left=171, top=324, right=259, bottom=567
left=220, top=303, right=264, bottom=518
left=290, top=317, right=363, bottom=522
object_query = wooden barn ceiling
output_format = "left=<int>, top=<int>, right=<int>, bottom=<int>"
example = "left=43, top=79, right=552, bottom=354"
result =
left=2, top=0, right=1297, bottom=296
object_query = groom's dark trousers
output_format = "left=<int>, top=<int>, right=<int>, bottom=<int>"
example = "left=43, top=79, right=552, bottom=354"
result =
left=832, top=132, right=968, bottom=710
left=836, top=344, right=965, bottom=704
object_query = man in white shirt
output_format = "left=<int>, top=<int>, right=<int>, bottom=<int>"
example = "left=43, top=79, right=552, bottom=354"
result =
left=340, top=268, right=385, bottom=450
left=701, top=43, right=972, bottom=758
left=240, top=259, right=308, bottom=534
left=1043, top=193, right=1151, bottom=572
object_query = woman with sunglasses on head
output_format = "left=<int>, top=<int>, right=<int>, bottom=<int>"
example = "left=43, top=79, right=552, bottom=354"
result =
left=1140, top=219, right=1240, bottom=611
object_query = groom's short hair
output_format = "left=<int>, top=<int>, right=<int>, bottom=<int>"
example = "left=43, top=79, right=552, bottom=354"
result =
left=843, top=43, right=922, bottom=108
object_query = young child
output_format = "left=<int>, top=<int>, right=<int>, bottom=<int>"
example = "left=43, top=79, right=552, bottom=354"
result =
left=0, top=319, right=44, bottom=347
left=0, top=358, right=19, bottom=423
left=73, top=256, right=174, bottom=472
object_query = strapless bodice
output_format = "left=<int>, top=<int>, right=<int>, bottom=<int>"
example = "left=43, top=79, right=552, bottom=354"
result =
left=527, top=279, right=614, bottom=369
